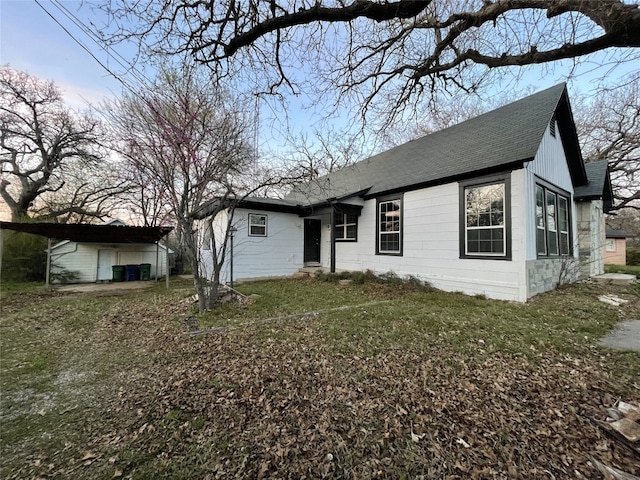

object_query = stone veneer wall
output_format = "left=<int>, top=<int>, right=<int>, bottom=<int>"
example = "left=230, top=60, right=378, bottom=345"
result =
left=526, top=257, right=580, bottom=298
left=576, top=200, right=604, bottom=279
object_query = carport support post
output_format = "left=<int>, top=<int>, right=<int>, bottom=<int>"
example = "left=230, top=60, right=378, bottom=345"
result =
left=0, top=227, right=3, bottom=282
left=45, top=238, right=52, bottom=289
left=155, top=242, right=159, bottom=282
left=165, top=241, right=169, bottom=290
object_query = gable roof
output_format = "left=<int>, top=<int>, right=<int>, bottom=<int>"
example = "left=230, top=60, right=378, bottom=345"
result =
left=285, top=83, right=587, bottom=206
left=574, top=160, right=614, bottom=211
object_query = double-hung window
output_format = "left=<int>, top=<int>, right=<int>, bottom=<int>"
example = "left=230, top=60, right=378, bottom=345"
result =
left=248, top=213, right=267, bottom=237
left=377, top=196, right=402, bottom=255
left=335, top=213, right=358, bottom=241
left=535, top=184, right=571, bottom=256
left=460, top=174, right=511, bottom=260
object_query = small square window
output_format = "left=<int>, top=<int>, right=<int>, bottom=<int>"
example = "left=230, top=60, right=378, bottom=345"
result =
left=335, top=213, right=357, bottom=241
left=248, top=213, right=267, bottom=237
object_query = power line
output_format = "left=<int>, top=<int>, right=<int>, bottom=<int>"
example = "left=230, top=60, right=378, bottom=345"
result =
left=34, top=0, right=147, bottom=95
left=49, top=0, right=152, bottom=89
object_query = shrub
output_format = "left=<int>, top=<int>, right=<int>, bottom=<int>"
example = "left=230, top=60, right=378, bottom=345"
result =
left=314, top=269, right=432, bottom=290
left=626, top=247, right=640, bottom=266
left=1, top=232, right=47, bottom=282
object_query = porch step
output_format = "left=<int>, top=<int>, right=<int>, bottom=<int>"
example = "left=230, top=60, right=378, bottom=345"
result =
left=295, top=266, right=330, bottom=277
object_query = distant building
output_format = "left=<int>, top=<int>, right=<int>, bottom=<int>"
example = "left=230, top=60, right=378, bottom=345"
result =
left=604, top=228, right=634, bottom=265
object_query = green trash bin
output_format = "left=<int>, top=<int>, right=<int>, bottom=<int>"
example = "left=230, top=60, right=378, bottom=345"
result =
left=139, top=263, right=151, bottom=281
left=112, top=265, right=125, bottom=282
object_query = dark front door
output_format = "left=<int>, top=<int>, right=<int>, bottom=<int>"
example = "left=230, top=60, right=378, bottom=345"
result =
left=304, top=219, right=322, bottom=264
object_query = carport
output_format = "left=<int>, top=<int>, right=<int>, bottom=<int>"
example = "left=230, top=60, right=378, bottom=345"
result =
left=0, top=222, right=173, bottom=288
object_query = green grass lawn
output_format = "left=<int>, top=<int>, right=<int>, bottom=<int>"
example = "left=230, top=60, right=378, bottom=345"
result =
left=1, top=276, right=639, bottom=479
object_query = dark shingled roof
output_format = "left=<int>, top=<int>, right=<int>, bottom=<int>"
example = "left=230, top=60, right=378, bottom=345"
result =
left=0, top=222, right=173, bottom=243
left=574, top=160, right=614, bottom=211
left=606, top=227, right=635, bottom=238
left=286, top=83, right=586, bottom=206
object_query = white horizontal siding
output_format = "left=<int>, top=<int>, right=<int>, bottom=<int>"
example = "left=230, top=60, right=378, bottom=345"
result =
left=116, top=244, right=169, bottom=277
left=336, top=170, right=528, bottom=302
left=51, top=242, right=169, bottom=282
left=202, top=208, right=304, bottom=283
left=51, top=243, right=98, bottom=283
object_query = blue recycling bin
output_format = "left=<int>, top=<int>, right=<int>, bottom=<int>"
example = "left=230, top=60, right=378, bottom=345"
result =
left=125, top=264, right=140, bottom=281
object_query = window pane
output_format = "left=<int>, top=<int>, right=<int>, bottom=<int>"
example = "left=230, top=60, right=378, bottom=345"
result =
left=558, top=196, right=568, bottom=232
left=546, top=191, right=557, bottom=232
left=548, top=230, right=558, bottom=255
left=380, top=233, right=400, bottom=252
left=250, top=225, right=266, bottom=236
left=346, top=225, right=357, bottom=239
left=536, top=186, right=545, bottom=228
left=465, top=183, right=505, bottom=256
left=250, top=214, right=265, bottom=226
left=559, top=232, right=570, bottom=255
left=537, top=227, right=546, bottom=255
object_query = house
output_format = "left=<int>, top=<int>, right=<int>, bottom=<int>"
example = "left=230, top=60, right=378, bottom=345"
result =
left=604, top=228, right=633, bottom=265
left=49, top=219, right=173, bottom=283
left=196, top=84, right=613, bottom=302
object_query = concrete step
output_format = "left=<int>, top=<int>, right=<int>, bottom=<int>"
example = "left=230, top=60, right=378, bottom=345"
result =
left=296, top=266, right=330, bottom=277
left=592, top=273, right=637, bottom=285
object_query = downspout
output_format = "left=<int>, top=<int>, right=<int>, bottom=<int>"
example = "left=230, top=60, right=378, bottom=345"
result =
left=330, top=207, right=336, bottom=273
left=165, top=241, right=169, bottom=290
left=155, top=242, right=159, bottom=282
left=0, top=226, right=3, bottom=283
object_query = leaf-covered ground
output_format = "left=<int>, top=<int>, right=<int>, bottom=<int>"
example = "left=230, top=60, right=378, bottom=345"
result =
left=1, top=277, right=639, bottom=479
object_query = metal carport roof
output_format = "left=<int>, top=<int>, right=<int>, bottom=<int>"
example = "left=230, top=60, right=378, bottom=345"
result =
left=0, top=222, right=173, bottom=243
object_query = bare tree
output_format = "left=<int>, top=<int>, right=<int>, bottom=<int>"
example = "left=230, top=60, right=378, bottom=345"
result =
left=575, top=78, right=639, bottom=210
left=281, top=126, right=371, bottom=181
left=100, top=1, right=640, bottom=125
left=0, top=67, right=126, bottom=222
left=105, top=63, right=272, bottom=310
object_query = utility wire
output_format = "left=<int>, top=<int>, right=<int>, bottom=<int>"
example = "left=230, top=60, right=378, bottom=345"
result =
left=34, top=0, right=148, bottom=96
left=49, top=0, right=153, bottom=89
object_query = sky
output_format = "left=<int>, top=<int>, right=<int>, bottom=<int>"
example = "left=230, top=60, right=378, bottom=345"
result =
left=0, top=1, right=133, bottom=108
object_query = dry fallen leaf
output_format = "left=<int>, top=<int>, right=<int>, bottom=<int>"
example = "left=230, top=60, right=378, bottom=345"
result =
left=456, top=438, right=471, bottom=448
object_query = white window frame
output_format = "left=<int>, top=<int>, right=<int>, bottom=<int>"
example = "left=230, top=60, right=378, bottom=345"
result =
left=248, top=213, right=267, bottom=237
left=377, top=198, right=402, bottom=255
left=606, top=238, right=616, bottom=252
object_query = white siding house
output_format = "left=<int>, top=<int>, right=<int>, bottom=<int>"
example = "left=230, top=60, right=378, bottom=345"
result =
left=196, top=84, right=613, bottom=302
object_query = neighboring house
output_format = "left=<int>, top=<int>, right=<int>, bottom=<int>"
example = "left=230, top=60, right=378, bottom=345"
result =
left=196, top=84, right=613, bottom=302
left=604, top=228, right=633, bottom=265
left=50, top=219, right=172, bottom=283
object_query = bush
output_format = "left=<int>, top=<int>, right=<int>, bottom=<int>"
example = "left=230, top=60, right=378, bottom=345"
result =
left=314, top=269, right=432, bottom=290
left=1, top=231, right=47, bottom=282
left=50, top=264, right=80, bottom=284
left=626, top=247, right=640, bottom=266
